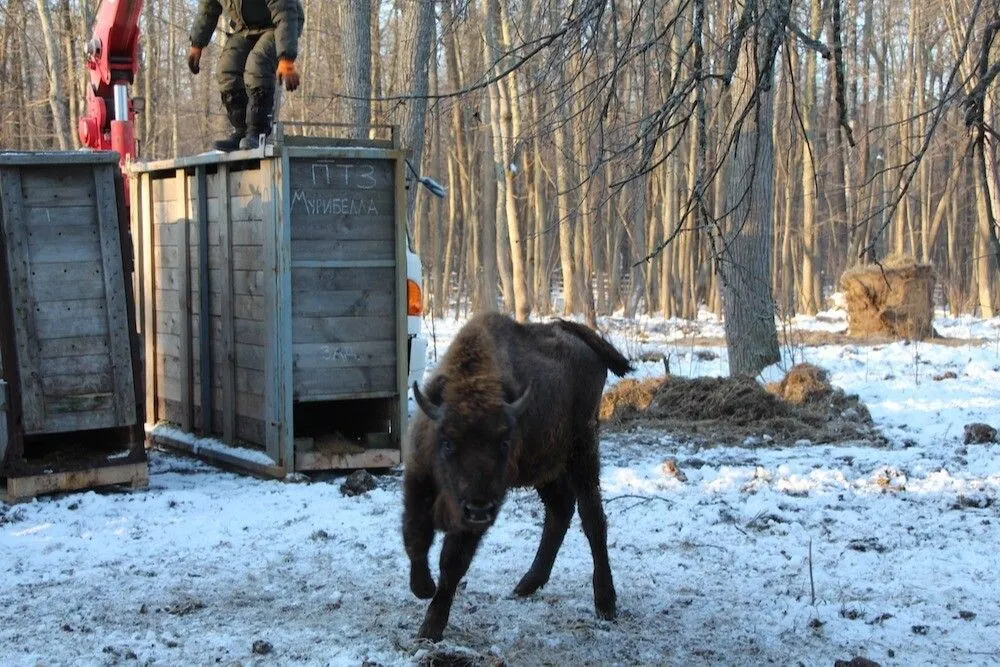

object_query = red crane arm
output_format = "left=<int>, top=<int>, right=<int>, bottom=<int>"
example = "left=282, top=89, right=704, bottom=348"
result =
left=78, top=0, right=144, bottom=162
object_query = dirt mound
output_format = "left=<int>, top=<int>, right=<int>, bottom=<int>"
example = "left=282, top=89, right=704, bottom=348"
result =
left=840, top=254, right=935, bottom=340
left=601, top=367, right=880, bottom=446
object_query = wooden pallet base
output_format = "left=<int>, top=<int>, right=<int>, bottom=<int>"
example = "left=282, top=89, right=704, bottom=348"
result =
left=3, top=462, right=148, bottom=504
left=296, top=447, right=400, bottom=471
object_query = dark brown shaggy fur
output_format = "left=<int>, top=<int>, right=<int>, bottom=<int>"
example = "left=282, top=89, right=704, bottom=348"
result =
left=402, top=312, right=632, bottom=641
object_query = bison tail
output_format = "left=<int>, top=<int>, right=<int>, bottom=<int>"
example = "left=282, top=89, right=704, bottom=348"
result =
left=557, top=320, right=634, bottom=377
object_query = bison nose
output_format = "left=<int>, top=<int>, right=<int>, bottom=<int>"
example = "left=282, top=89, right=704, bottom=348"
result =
left=462, top=502, right=498, bottom=525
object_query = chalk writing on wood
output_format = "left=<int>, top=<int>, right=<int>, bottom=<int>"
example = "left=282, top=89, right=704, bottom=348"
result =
left=290, top=190, right=379, bottom=217
left=310, top=162, right=377, bottom=189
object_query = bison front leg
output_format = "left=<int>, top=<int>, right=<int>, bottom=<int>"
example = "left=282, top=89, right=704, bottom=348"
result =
left=402, top=474, right=437, bottom=599
left=515, top=475, right=575, bottom=597
left=418, top=530, right=483, bottom=642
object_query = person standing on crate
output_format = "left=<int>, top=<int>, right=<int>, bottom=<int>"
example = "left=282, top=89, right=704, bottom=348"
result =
left=187, top=0, right=304, bottom=151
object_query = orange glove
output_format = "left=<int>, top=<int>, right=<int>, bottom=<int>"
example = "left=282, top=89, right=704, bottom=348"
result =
left=277, top=58, right=300, bottom=92
left=188, top=46, right=202, bottom=75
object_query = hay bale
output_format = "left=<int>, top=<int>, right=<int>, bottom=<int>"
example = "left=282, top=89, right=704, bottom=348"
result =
left=839, top=255, right=935, bottom=340
left=766, top=363, right=832, bottom=405
left=599, top=378, right=663, bottom=423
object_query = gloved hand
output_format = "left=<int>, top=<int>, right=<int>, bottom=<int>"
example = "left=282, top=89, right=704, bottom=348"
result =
left=277, top=58, right=300, bottom=92
left=188, top=46, right=202, bottom=75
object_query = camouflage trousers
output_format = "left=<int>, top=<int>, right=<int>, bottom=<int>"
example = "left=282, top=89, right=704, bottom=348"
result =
left=216, top=30, right=278, bottom=94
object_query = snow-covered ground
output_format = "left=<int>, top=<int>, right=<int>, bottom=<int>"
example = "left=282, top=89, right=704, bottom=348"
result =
left=3, top=308, right=1000, bottom=666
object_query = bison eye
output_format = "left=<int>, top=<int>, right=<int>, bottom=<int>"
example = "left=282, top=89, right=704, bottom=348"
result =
left=439, top=437, right=456, bottom=458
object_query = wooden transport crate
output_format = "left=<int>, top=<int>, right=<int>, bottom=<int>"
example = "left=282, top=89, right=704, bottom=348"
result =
left=0, top=151, right=147, bottom=503
left=129, top=127, right=409, bottom=477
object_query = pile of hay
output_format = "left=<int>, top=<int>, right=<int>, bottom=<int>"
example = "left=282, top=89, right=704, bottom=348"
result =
left=839, top=254, right=935, bottom=340
left=765, top=362, right=831, bottom=404
left=600, top=364, right=879, bottom=446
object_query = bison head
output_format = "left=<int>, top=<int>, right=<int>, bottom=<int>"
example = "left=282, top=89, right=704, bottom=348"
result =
left=413, top=378, right=530, bottom=530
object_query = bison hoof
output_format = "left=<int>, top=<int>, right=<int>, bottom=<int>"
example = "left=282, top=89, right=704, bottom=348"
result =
left=417, top=619, right=444, bottom=642
left=410, top=570, right=436, bottom=599
left=595, top=596, right=617, bottom=621
left=596, top=604, right=617, bottom=621
left=513, top=573, right=546, bottom=597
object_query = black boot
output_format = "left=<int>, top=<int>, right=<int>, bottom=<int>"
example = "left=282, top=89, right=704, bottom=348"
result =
left=214, top=89, right=248, bottom=151
left=239, top=87, right=274, bottom=149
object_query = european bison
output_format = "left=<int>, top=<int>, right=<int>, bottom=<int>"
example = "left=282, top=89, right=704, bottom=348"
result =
left=402, top=312, right=632, bottom=641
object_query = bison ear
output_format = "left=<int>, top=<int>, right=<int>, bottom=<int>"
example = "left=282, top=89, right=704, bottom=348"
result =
left=413, top=381, right=443, bottom=422
left=503, top=382, right=531, bottom=421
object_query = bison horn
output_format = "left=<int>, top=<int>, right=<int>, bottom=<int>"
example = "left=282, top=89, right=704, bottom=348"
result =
left=413, top=381, right=443, bottom=422
left=503, top=383, right=532, bottom=421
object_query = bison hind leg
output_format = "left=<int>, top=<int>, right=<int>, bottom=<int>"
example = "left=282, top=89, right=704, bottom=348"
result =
left=514, top=476, right=576, bottom=597
left=570, top=459, right=617, bottom=621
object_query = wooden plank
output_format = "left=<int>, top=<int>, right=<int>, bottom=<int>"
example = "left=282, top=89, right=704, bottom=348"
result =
left=291, top=266, right=394, bottom=292
left=129, top=166, right=144, bottom=338
left=291, top=316, right=394, bottom=344
left=0, top=151, right=120, bottom=167
left=3, top=462, right=149, bottom=504
left=288, top=157, right=394, bottom=189
left=23, top=204, right=98, bottom=228
left=45, top=392, right=115, bottom=414
left=156, top=267, right=263, bottom=298
left=289, top=216, right=394, bottom=242
left=16, top=167, right=95, bottom=208
left=39, top=335, right=110, bottom=359
left=289, top=238, right=393, bottom=262
left=261, top=156, right=294, bottom=467
left=33, top=299, right=110, bottom=339
left=155, top=244, right=262, bottom=273
left=218, top=164, right=237, bottom=444
left=94, top=163, right=137, bottom=428
left=175, top=169, right=193, bottom=433
left=157, top=375, right=263, bottom=416
left=296, top=447, right=399, bottom=472
left=25, top=214, right=99, bottom=243
left=40, top=353, right=111, bottom=377
left=142, top=173, right=158, bottom=425
left=0, top=169, right=46, bottom=432
left=292, top=341, right=396, bottom=369
left=27, top=261, right=106, bottom=302
left=195, top=167, right=212, bottom=434
left=393, top=155, right=408, bottom=454
left=229, top=167, right=268, bottom=197
left=293, top=364, right=397, bottom=398
left=292, top=289, right=395, bottom=318
left=34, top=406, right=117, bottom=433
left=41, top=372, right=113, bottom=395
left=145, top=427, right=280, bottom=478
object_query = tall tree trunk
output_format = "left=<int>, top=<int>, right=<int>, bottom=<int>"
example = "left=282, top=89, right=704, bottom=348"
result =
left=341, top=0, right=372, bottom=138
left=719, top=0, right=783, bottom=376
left=34, top=0, right=71, bottom=149
left=401, top=0, right=436, bottom=229
left=798, top=0, right=821, bottom=314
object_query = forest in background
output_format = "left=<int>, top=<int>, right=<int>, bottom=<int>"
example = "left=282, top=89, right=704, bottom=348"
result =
left=3, top=0, right=1000, bottom=330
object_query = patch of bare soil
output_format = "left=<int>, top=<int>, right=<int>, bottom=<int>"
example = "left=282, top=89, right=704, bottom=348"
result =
left=601, top=364, right=884, bottom=446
